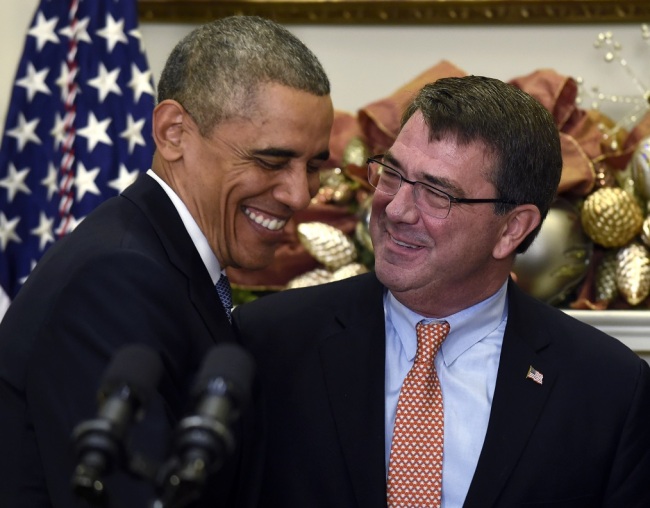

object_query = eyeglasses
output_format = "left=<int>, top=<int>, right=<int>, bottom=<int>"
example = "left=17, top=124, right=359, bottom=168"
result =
left=367, top=155, right=520, bottom=219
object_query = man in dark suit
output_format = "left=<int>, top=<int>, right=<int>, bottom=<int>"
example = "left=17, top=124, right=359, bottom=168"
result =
left=0, top=16, right=333, bottom=508
left=234, top=76, right=650, bottom=507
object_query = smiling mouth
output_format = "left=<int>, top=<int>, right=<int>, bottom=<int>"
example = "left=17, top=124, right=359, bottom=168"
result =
left=244, top=207, right=287, bottom=231
left=390, top=233, right=420, bottom=250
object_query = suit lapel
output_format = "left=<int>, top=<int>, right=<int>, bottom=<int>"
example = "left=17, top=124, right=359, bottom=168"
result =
left=463, top=281, right=557, bottom=508
left=122, top=175, right=233, bottom=341
left=318, top=274, right=389, bottom=507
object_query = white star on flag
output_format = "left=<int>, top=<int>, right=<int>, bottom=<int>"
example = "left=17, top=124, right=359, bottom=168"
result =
left=58, top=15, right=91, bottom=44
left=0, top=164, right=31, bottom=202
left=50, top=112, right=67, bottom=148
left=16, top=63, right=51, bottom=102
left=27, top=11, right=59, bottom=51
left=6, top=113, right=41, bottom=151
left=108, top=164, right=140, bottom=193
left=96, top=13, right=128, bottom=53
left=77, top=111, right=112, bottom=151
left=40, top=163, right=58, bottom=200
left=0, top=0, right=156, bottom=319
left=120, top=114, right=146, bottom=154
left=74, top=161, right=101, bottom=201
left=88, top=63, right=122, bottom=102
left=128, top=63, right=155, bottom=102
left=30, top=212, right=55, bottom=250
left=0, top=213, right=22, bottom=251
left=55, top=61, right=77, bottom=101
left=129, top=28, right=146, bottom=53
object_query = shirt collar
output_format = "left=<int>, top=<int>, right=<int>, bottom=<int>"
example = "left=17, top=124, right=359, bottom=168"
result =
left=385, top=281, right=509, bottom=367
left=146, top=170, right=223, bottom=284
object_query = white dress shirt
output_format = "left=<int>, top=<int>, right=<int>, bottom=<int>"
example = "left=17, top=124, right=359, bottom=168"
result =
left=146, top=170, right=226, bottom=285
left=384, top=281, right=508, bottom=508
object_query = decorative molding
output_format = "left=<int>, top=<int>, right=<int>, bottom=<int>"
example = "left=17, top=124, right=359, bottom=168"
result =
left=564, top=310, right=650, bottom=357
left=138, top=0, right=650, bottom=25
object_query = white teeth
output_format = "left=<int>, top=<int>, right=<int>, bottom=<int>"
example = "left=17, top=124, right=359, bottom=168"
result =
left=245, top=209, right=287, bottom=231
left=393, top=237, right=418, bottom=249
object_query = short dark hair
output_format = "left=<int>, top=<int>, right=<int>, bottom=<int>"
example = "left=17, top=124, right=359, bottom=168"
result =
left=157, top=16, right=331, bottom=136
left=401, top=75, right=562, bottom=253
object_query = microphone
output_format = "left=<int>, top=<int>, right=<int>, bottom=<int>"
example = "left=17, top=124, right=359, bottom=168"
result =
left=71, top=344, right=164, bottom=506
left=154, top=343, right=254, bottom=508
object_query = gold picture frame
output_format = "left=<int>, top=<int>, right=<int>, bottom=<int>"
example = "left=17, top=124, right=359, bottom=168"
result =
left=138, top=0, right=650, bottom=25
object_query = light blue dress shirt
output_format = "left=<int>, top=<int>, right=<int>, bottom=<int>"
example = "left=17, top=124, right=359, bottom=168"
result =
left=384, top=282, right=508, bottom=508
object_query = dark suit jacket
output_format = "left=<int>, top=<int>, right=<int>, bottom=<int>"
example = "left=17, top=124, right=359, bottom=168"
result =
left=0, top=175, right=243, bottom=508
left=233, top=271, right=650, bottom=508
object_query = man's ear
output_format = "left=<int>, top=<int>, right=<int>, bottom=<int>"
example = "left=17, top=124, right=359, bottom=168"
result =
left=152, top=100, right=186, bottom=162
left=493, top=204, right=541, bottom=259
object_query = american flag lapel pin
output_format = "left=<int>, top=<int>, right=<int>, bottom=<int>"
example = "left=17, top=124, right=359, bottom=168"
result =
left=526, top=365, right=543, bottom=385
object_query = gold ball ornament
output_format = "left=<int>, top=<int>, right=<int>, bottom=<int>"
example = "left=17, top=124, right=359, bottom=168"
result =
left=581, top=187, right=643, bottom=247
left=640, top=214, right=650, bottom=248
left=615, top=241, right=650, bottom=306
left=513, top=198, right=593, bottom=305
left=630, top=137, right=650, bottom=200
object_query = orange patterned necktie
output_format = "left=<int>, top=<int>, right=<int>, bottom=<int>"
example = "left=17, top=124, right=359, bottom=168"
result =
left=387, top=320, right=451, bottom=508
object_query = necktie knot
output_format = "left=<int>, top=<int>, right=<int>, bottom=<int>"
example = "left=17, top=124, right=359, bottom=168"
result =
left=415, top=320, right=450, bottom=367
left=215, top=274, right=232, bottom=323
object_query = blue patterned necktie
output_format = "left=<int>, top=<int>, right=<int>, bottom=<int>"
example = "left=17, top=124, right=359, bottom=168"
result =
left=215, top=274, right=233, bottom=323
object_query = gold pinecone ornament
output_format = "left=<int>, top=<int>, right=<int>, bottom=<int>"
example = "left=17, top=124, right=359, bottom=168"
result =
left=615, top=241, right=650, bottom=306
left=286, top=222, right=367, bottom=289
left=285, top=268, right=332, bottom=289
left=581, top=187, right=644, bottom=247
left=297, top=222, right=357, bottom=270
left=594, top=249, right=619, bottom=303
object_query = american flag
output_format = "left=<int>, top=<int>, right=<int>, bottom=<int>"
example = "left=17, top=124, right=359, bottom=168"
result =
left=526, top=365, right=544, bottom=385
left=0, top=0, right=155, bottom=319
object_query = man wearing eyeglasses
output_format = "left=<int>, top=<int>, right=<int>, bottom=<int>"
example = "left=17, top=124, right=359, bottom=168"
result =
left=234, top=76, right=650, bottom=508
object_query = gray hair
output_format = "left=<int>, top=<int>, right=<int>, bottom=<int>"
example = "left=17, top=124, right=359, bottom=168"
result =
left=157, top=16, right=331, bottom=136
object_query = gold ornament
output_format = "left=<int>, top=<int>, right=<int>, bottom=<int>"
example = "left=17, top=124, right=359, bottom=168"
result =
left=581, top=187, right=643, bottom=247
left=285, top=268, right=332, bottom=289
left=615, top=241, right=650, bottom=306
left=355, top=196, right=374, bottom=253
left=630, top=137, right=650, bottom=200
left=640, top=214, right=650, bottom=247
left=614, top=163, right=638, bottom=199
left=594, top=249, right=619, bottom=303
left=512, top=198, right=592, bottom=305
left=332, top=262, right=369, bottom=281
left=297, top=222, right=357, bottom=271
left=312, top=168, right=355, bottom=205
left=342, top=137, right=370, bottom=169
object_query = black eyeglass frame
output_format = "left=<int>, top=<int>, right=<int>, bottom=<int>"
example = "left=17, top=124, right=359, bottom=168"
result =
left=366, top=155, right=521, bottom=218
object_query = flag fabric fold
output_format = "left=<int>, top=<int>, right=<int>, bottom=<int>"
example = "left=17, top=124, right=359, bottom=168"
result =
left=0, top=0, right=155, bottom=319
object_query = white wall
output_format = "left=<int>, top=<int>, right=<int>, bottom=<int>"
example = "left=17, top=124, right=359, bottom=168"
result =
left=2, top=0, right=649, bottom=124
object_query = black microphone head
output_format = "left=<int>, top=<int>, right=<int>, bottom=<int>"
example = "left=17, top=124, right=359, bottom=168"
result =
left=100, top=344, right=164, bottom=407
left=192, top=343, right=255, bottom=407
